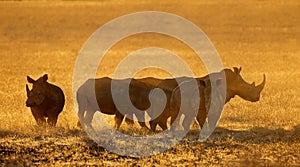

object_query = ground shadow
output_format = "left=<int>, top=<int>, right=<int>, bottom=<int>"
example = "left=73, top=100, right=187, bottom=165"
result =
left=0, top=126, right=85, bottom=139
left=0, top=130, right=29, bottom=138
left=185, top=125, right=300, bottom=144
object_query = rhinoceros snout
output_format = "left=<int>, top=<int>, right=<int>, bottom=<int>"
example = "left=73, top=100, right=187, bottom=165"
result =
left=26, top=101, right=30, bottom=107
left=251, top=97, right=259, bottom=102
left=26, top=101, right=35, bottom=107
left=249, top=94, right=261, bottom=102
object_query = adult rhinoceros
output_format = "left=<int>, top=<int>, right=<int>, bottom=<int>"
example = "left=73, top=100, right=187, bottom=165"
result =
left=76, top=77, right=154, bottom=130
left=149, top=67, right=266, bottom=132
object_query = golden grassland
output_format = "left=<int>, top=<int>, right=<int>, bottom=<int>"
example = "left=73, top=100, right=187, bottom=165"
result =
left=0, top=0, right=299, bottom=166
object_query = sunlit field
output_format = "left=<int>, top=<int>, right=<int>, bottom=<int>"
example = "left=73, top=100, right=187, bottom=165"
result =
left=0, top=0, right=299, bottom=166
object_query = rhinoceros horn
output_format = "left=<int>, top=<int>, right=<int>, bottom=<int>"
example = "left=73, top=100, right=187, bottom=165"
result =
left=26, top=84, right=30, bottom=96
left=26, top=84, right=30, bottom=92
left=256, top=74, right=266, bottom=92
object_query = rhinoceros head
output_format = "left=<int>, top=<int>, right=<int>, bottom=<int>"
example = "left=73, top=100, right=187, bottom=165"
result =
left=225, top=67, right=266, bottom=102
left=26, top=74, right=48, bottom=107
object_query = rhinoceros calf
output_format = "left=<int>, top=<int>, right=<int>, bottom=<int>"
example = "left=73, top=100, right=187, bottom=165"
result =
left=26, top=74, right=65, bottom=127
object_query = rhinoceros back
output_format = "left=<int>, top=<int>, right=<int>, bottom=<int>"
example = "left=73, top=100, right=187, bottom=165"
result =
left=46, top=82, right=65, bottom=114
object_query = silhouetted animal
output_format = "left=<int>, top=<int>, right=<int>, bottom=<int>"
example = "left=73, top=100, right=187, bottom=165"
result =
left=149, top=67, right=266, bottom=131
left=77, top=77, right=153, bottom=130
left=26, top=74, right=65, bottom=127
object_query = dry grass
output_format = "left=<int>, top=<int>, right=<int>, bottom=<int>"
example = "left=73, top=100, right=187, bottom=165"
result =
left=0, top=0, right=299, bottom=166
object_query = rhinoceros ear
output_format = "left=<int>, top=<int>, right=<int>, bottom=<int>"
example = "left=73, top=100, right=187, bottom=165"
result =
left=233, top=67, right=242, bottom=74
left=42, top=74, right=48, bottom=82
left=27, top=76, right=35, bottom=83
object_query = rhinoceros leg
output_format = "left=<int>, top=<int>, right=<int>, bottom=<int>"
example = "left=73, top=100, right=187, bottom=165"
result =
left=170, top=110, right=181, bottom=132
left=77, top=121, right=82, bottom=128
left=31, top=109, right=46, bottom=126
left=125, top=115, right=149, bottom=129
left=138, top=122, right=148, bottom=129
left=158, top=117, right=168, bottom=131
left=114, top=111, right=124, bottom=130
left=81, top=107, right=96, bottom=131
left=196, top=109, right=207, bottom=129
left=150, top=120, right=167, bottom=132
left=84, top=110, right=95, bottom=126
left=149, top=120, right=157, bottom=132
left=125, top=116, right=134, bottom=125
left=182, top=114, right=195, bottom=132
left=36, top=118, right=47, bottom=126
left=158, top=120, right=167, bottom=131
left=150, top=114, right=169, bottom=132
left=47, top=115, right=58, bottom=127
left=135, top=111, right=149, bottom=129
